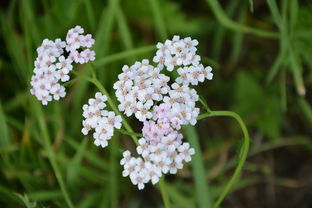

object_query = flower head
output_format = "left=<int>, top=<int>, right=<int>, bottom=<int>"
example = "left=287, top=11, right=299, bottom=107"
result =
left=117, top=36, right=213, bottom=189
left=82, top=92, right=122, bottom=148
left=121, top=121, right=194, bottom=189
left=30, top=25, right=95, bottom=105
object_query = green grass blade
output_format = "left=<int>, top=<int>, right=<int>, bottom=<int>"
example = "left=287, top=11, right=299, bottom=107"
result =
left=158, top=178, right=172, bottom=208
left=184, top=125, right=213, bottom=208
left=249, top=0, right=254, bottom=12
left=289, top=0, right=298, bottom=32
left=31, top=99, right=74, bottom=208
left=166, top=184, right=195, bottom=208
left=29, top=190, right=63, bottom=201
left=21, top=0, right=40, bottom=44
left=289, top=50, right=305, bottom=96
left=95, top=0, right=118, bottom=58
left=116, top=7, right=134, bottom=50
left=109, top=135, right=119, bottom=208
left=148, top=0, right=168, bottom=40
left=229, top=6, right=246, bottom=65
left=266, top=51, right=285, bottom=83
left=94, top=0, right=118, bottom=82
left=280, top=69, right=287, bottom=111
left=0, top=102, right=10, bottom=146
left=65, top=138, right=110, bottom=170
left=266, top=0, right=283, bottom=29
left=1, top=15, right=28, bottom=82
left=298, top=98, right=312, bottom=127
left=205, top=0, right=278, bottom=38
left=82, top=0, right=96, bottom=30
left=66, top=138, right=88, bottom=185
left=211, top=0, right=240, bottom=60
left=15, top=193, right=37, bottom=208
left=78, top=192, right=101, bottom=208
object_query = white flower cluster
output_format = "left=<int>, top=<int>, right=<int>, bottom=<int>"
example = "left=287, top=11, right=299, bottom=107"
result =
left=82, top=92, right=122, bottom=148
left=66, top=26, right=95, bottom=64
left=113, top=60, right=200, bottom=127
left=113, top=59, right=170, bottom=122
left=176, top=65, right=213, bottom=86
left=30, top=25, right=95, bottom=105
left=153, top=36, right=200, bottom=71
left=117, top=36, right=213, bottom=189
left=153, top=35, right=213, bottom=86
left=121, top=124, right=194, bottom=190
left=160, top=83, right=199, bottom=129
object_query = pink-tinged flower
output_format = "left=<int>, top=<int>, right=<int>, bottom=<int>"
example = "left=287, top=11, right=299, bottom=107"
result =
left=118, top=35, right=214, bottom=190
left=152, top=103, right=170, bottom=120
left=142, top=120, right=155, bottom=138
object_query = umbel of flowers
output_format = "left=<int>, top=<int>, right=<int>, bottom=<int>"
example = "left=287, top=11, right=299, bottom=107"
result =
left=115, top=36, right=213, bottom=189
left=30, top=26, right=95, bottom=105
left=81, top=92, right=122, bottom=148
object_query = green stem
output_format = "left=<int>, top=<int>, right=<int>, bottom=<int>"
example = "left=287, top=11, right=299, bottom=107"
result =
left=72, top=70, right=138, bottom=145
left=73, top=70, right=171, bottom=207
left=32, top=100, right=74, bottom=208
left=116, top=128, right=143, bottom=138
left=184, top=125, right=213, bottom=208
left=198, top=111, right=250, bottom=208
left=93, top=78, right=173, bottom=208
left=109, top=134, right=119, bottom=208
left=158, top=178, right=172, bottom=208
left=114, top=7, right=171, bottom=207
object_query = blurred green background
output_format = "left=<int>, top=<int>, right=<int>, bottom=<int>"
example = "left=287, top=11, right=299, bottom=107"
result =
left=0, top=0, right=312, bottom=207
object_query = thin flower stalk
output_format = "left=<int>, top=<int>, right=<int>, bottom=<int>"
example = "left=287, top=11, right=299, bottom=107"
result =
left=198, top=111, right=250, bottom=208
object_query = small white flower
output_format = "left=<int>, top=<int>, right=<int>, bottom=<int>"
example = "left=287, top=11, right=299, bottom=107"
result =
left=57, top=68, right=70, bottom=82
left=94, top=137, right=108, bottom=148
left=120, top=150, right=131, bottom=165
left=82, top=120, right=92, bottom=135
left=122, top=157, right=136, bottom=177
left=56, top=56, right=73, bottom=71
left=169, top=161, right=183, bottom=174
left=93, top=121, right=114, bottom=141
left=106, top=111, right=122, bottom=129
left=136, top=138, right=150, bottom=157
left=178, top=142, right=195, bottom=162
left=130, top=171, right=147, bottom=190
left=147, top=165, right=162, bottom=184
left=81, top=34, right=95, bottom=48
left=52, top=85, right=66, bottom=100
left=135, top=102, right=153, bottom=122
left=202, top=66, right=213, bottom=80
left=164, top=56, right=177, bottom=71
